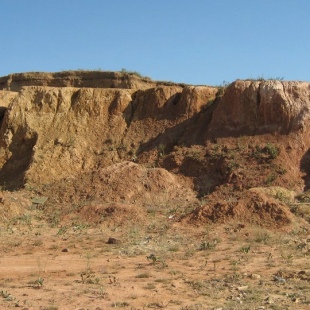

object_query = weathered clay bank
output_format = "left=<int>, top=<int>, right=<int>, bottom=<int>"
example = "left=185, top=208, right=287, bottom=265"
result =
left=0, top=71, right=310, bottom=227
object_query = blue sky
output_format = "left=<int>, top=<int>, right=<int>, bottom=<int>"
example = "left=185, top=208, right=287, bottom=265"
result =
left=1, top=0, right=309, bottom=85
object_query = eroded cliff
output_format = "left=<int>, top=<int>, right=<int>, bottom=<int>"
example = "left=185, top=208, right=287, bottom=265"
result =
left=1, top=72, right=310, bottom=226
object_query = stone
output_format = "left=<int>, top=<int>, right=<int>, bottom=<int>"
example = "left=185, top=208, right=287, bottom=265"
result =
left=107, top=237, right=121, bottom=244
left=251, top=273, right=261, bottom=279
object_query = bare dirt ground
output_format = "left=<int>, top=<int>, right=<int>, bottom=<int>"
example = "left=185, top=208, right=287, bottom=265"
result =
left=0, top=193, right=309, bottom=310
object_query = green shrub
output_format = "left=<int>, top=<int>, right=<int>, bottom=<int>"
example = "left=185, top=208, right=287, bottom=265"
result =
left=253, top=143, right=279, bottom=161
left=265, top=143, right=279, bottom=159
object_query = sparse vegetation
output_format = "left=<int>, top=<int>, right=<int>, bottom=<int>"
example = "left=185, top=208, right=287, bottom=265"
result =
left=28, top=277, right=44, bottom=289
left=253, top=143, right=279, bottom=161
left=135, top=272, right=151, bottom=278
left=0, top=215, right=308, bottom=308
left=253, top=230, right=272, bottom=244
left=120, top=68, right=150, bottom=79
left=246, top=76, right=284, bottom=81
left=198, top=239, right=219, bottom=251
left=240, top=245, right=251, bottom=253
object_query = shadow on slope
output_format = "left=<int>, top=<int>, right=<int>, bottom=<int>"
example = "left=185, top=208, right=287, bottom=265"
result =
left=300, top=148, right=310, bottom=191
left=0, top=127, right=37, bottom=190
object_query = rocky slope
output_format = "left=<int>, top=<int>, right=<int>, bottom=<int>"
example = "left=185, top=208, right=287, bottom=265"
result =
left=0, top=71, right=310, bottom=227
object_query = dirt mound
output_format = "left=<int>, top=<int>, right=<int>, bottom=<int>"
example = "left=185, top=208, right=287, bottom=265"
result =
left=185, top=189, right=294, bottom=227
left=70, top=202, right=146, bottom=226
left=43, top=161, right=197, bottom=210
left=0, top=191, right=32, bottom=222
left=248, top=186, right=296, bottom=203
left=97, top=161, right=196, bottom=205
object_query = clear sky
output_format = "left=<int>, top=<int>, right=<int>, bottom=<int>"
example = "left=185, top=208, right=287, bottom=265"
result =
left=1, top=0, right=309, bottom=85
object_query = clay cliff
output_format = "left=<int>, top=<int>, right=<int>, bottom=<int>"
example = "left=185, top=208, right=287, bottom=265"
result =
left=0, top=71, right=310, bottom=227
left=209, top=80, right=310, bottom=136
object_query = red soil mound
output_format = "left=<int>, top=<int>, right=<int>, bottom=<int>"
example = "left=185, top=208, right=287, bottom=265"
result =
left=185, top=189, right=294, bottom=228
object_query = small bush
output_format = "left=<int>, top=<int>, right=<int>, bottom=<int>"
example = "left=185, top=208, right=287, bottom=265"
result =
left=253, top=144, right=279, bottom=161
left=136, top=272, right=151, bottom=278
left=265, top=143, right=279, bottom=159
left=254, top=231, right=271, bottom=244
left=198, top=239, right=219, bottom=251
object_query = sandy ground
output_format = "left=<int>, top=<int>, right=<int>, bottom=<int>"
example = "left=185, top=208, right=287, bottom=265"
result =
left=0, top=207, right=309, bottom=310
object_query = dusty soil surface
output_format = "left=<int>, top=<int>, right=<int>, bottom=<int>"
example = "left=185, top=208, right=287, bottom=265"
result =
left=0, top=198, right=309, bottom=310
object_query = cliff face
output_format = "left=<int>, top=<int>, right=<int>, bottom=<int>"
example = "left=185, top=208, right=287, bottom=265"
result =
left=0, top=72, right=310, bottom=210
left=208, top=80, right=310, bottom=137
left=0, top=82, right=217, bottom=189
